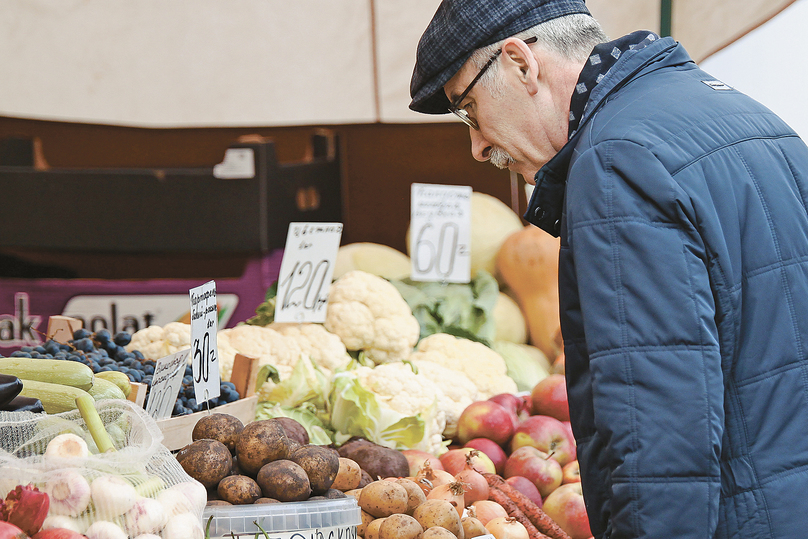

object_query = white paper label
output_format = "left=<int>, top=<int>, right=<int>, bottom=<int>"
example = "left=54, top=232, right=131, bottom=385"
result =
left=145, top=349, right=189, bottom=420
left=275, top=222, right=343, bottom=323
left=212, top=148, right=255, bottom=179
left=410, top=183, right=472, bottom=283
left=189, top=280, right=220, bottom=403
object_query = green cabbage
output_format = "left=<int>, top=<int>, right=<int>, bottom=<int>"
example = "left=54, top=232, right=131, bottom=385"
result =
left=493, top=340, right=552, bottom=392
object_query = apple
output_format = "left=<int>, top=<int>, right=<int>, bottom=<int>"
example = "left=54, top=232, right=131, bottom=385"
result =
left=439, top=447, right=496, bottom=476
left=488, top=393, right=531, bottom=422
left=530, top=374, right=569, bottom=422
left=510, top=415, right=576, bottom=467
left=401, top=449, right=444, bottom=477
left=542, top=482, right=592, bottom=539
left=504, top=476, right=543, bottom=507
left=456, top=400, right=516, bottom=446
left=562, top=460, right=581, bottom=484
left=463, top=438, right=508, bottom=475
left=503, top=446, right=562, bottom=498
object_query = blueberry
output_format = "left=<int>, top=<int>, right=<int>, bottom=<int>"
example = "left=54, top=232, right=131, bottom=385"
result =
left=113, top=332, right=132, bottom=347
left=95, top=329, right=111, bottom=343
left=134, top=351, right=146, bottom=361
left=10, top=351, right=32, bottom=358
left=73, top=329, right=91, bottom=340
left=74, top=338, right=94, bottom=353
left=20, top=346, right=33, bottom=353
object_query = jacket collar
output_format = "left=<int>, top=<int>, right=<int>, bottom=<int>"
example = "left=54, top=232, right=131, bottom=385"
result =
left=524, top=35, right=685, bottom=236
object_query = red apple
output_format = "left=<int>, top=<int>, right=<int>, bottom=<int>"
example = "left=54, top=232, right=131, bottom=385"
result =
left=463, top=438, right=508, bottom=475
left=401, top=449, right=444, bottom=477
left=562, top=460, right=581, bottom=484
left=503, top=446, right=562, bottom=498
left=456, top=400, right=516, bottom=446
left=439, top=447, right=496, bottom=476
left=504, top=476, right=543, bottom=508
left=488, top=393, right=531, bottom=422
left=530, top=374, right=569, bottom=422
left=542, top=482, right=592, bottom=539
left=510, top=415, right=576, bottom=467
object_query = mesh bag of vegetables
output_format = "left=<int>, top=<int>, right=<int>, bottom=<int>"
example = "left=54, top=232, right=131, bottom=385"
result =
left=0, top=398, right=206, bottom=538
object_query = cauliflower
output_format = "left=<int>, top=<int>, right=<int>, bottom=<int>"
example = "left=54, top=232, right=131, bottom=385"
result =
left=410, top=359, right=478, bottom=439
left=409, top=333, right=518, bottom=399
left=324, top=270, right=420, bottom=364
left=265, top=322, right=351, bottom=374
left=330, top=363, right=447, bottom=454
left=126, top=322, right=191, bottom=360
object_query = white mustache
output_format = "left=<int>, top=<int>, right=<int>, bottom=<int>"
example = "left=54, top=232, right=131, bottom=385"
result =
left=489, top=146, right=515, bottom=169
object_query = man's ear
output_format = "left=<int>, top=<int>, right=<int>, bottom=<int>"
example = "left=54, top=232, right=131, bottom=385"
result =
left=501, top=38, right=540, bottom=95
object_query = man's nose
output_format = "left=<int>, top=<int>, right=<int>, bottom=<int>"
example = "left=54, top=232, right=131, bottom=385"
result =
left=470, top=129, right=493, bottom=162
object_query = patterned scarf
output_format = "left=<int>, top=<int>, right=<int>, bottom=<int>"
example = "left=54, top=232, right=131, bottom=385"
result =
left=568, top=30, right=661, bottom=138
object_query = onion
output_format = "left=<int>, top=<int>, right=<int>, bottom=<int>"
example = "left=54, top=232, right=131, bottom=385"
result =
left=470, top=500, right=508, bottom=525
left=416, top=461, right=455, bottom=490
left=454, top=453, right=489, bottom=506
left=485, top=516, right=530, bottom=539
left=427, top=481, right=466, bottom=519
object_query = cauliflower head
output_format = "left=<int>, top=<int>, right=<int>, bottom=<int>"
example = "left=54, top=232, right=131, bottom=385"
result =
left=410, top=359, right=478, bottom=439
left=324, top=270, right=420, bottom=364
left=409, top=333, right=518, bottom=399
left=126, top=322, right=191, bottom=360
left=266, top=322, right=351, bottom=374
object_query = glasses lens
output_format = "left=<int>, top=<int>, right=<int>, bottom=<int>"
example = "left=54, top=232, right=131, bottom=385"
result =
left=451, top=108, right=478, bottom=130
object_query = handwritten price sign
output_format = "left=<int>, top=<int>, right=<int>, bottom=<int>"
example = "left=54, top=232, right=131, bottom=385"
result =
left=410, top=183, right=472, bottom=283
left=275, top=222, right=343, bottom=323
left=189, top=280, right=220, bottom=404
left=145, top=349, right=190, bottom=420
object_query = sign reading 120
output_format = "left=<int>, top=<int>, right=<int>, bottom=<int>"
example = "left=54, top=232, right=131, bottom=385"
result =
left=275, top=223, right=343, bottom=323
left=410, top=183, right=471, bottom=283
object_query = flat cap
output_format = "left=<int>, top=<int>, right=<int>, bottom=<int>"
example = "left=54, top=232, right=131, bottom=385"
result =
left=410, top=0, right=591, bottom=114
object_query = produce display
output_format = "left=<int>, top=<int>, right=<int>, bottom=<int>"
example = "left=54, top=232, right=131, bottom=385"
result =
left=0, top=189, right=589, bottom=538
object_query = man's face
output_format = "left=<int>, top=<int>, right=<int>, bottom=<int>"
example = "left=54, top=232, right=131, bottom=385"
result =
left=443, top=41, right=574, bottom=184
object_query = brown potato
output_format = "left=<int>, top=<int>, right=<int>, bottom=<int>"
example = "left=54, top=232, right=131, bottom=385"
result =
left=192, top=413, right=244, bottom=454
left=358, top=510, right=375, bottom=537
left=460, top=517, right=487, bottom=539
left=413, top=500, right=462, bottom=539
left=273, top=417, right=309, bottom=445
left=345, top=488, right=363, bottom=501
left=395, top=478, right=427, bottom=515
left=379, top=514, right=423, bottom=539
left=256, top=459, right=311, bottom=502
left=176, top=439, right=232, bottom=489
left=236, top=419, right=294, bottom=477
left=365, top=518, right=386, bottom=539
left=217, top=475, right=262, bottom=505
left=358, top=480, right=409, bottom=518
left=289, top=444, right=340, bottom=494
left=338, top=438, right=409, bottom=480
left=255, top=498, right=281, bottom=504
left=423, top=527, right=459, bottom=539
left=333, top=457, right=362, bottom=491
left=206, top=500, right=232, bottom=507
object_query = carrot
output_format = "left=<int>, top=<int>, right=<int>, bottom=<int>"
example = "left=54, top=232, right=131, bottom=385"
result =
left=484, top=473, right=572, bottom=539
left=488, top=485, right=550, bottom=539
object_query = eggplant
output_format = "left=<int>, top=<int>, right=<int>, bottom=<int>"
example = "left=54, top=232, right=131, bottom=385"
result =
left=0, top=395, right=45, bottom=413
left=0, top=373, right=23, bottom=407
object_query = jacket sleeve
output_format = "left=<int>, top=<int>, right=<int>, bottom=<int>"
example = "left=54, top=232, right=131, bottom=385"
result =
left=564, top=139, right=724, bottom=538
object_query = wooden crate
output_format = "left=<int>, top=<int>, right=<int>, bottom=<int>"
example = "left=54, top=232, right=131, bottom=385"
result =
left=156, top=395, right=258, bottom=451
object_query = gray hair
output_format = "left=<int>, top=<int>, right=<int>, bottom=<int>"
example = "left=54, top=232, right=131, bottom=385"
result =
left=470, top=14, right=608, bottom=94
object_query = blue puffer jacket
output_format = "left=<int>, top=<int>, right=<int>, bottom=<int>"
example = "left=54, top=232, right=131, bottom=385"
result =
left=525, top=36, right=808, bottom=538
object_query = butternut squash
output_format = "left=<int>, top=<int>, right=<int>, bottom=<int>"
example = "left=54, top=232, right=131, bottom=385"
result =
left=495, top=225, right=561, bottom=360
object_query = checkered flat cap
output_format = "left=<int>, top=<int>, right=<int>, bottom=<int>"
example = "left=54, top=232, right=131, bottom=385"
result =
left=410, top=0, right=591, bottom=114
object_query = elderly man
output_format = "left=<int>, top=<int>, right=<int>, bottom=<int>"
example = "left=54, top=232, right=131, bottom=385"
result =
left=410, top=1, right=808, bottom=538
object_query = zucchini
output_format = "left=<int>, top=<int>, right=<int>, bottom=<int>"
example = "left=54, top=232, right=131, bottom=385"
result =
left=0, top=358, right=94, bottom=391
left=18, top=379, right=92, bottom=414
left=88, top=376, right=126, bottom=401
left=95, top=370, right=132, bottom=397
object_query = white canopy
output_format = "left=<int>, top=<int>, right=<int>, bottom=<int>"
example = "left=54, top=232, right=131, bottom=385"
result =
left=0, top=0, right=802, bottom=129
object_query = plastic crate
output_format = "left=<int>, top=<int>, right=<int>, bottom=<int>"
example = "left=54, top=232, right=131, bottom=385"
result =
left=202, top=497, right=361, bottom=539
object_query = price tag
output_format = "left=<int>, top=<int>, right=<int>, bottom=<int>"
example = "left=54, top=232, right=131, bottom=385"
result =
left=410, top=183, right=472, bottom=283
left=189, top=280, right=220, bottom=404
left=275, top=222, right=343, bottom=323
left=145, top=349, right=190, bottom=420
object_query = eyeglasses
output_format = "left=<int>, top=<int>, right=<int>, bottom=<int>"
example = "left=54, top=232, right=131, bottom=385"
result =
left=449, top=36, right=538, bottom=130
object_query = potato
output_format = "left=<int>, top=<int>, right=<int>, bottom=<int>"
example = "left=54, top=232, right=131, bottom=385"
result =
left=236, top=419, right=294, bottom=477
left=289, top=444, right=340, bottom=494
left=217, top=475, right=262, bottom=505
left=333, top=457, right=362, bottom=491
left=176, top=439, right=232, bottom=489
left=379, top=513, right=424, bottom=539
left=413, top=500, right=462, bottom=539
left=255, top=498, right=281, bottom=504
left=206, top=500, right=233, bottom=507
left=274, top=417, right=309, bottom=445
left=324, top=488, right=348, bottom=499
left=359, top=480, right=409, bottom=518
left=338, top=438, right=409, bottom=480
left=358, top=510, right=375, bottom=537
left=256, top=459, right=311, bottom=502
left=365, top=518, right=386, bottom=539
left=395, top=478, right=427, bottom=515
left=461, top=517, right=487, bottom=539
left=192, top=413, right=244, bottom=454
left=423, top=527, right=459, bottom=539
